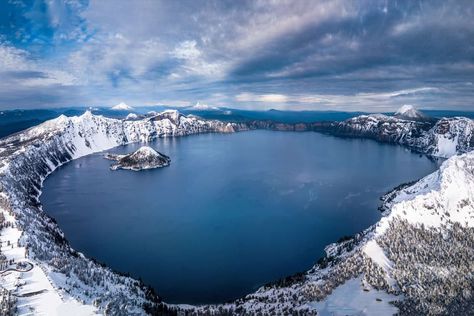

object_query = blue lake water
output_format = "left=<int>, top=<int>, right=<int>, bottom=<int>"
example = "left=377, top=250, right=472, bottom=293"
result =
left=41, top=131, right=439, bottom=304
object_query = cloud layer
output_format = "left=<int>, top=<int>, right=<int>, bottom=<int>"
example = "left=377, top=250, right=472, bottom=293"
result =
left=0, top=0, right=473, bottom=111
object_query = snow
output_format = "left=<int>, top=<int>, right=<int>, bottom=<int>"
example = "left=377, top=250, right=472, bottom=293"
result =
left=395, top=104, right=415, bottom=115
left=394, top=104, right=424, bottom=119
left=374, top=151, right=474, bottom=235
left=363, top=240, right=397, bottom=287
left=435, top=134, right=458, bottom=157
left=134, top=146, right=158, bottom=156
left=311, top=277, right=400, bottom=316
left=0, top=207, right=98, bottom=316
left=125, top=113, right=138, bottom=120
left=191, top=102, right=218, bottom=110
left=111, top=102, right=133, bottom=111
left=363, top=241, right=392, bottom=272
left=107, top=146, right=170, bottom=171
left=161, top=109, right=181, bottom=122
left=15, top=266, right=98, bottom=316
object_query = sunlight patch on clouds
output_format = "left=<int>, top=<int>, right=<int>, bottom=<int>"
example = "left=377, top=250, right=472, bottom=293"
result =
left=228, top=0, right=356, bottom=52
left=236, top=93, right=289, bottom=103
left=355, top=87, right=439, bottom=99
left=234, top=87, right=439, bottom=110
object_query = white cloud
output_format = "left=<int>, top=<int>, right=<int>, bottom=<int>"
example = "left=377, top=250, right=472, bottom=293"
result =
left=355, top=87, right=439, bottom=99
left=226, top=0, right=356, bottom=53
left=234, top=87, right=440, bottom=111
left=173, top=40, right=201, bottom=60
left=0, top=42, right=77, bottom=87
left=68, top=34, right=168, bottom=84
left=170, top=40, right=227, bottom=78
left=1, top=0, right=473, bottom=110
left=0, top=44, right=30, bottom=71
left=236, top=93, right=289, bottom=103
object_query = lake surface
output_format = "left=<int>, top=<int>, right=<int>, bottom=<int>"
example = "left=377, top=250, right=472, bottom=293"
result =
left=41, top=131, right=439, bottom=304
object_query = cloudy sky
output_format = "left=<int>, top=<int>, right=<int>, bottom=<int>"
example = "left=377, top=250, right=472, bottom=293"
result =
left=0, top=0, right=473, bottom=111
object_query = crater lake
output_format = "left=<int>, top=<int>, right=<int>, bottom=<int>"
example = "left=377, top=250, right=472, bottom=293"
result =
left=41, top=130, right=439, bottom=304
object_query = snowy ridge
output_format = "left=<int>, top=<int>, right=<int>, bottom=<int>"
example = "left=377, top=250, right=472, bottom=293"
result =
left=376, top=150, right=474, bottom=232
left=325, top=114, right=474, bottom=158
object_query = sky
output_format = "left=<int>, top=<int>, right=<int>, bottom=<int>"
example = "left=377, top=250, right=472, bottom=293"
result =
left=0, top=0, right=473, bottom=112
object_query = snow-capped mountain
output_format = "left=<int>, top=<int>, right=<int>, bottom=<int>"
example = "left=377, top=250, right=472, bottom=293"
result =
left=106, top=146, right=171, bottom=171
left=394, top=104, right=427, bottom=120
left=111, top=102, right=134, bottom=111
left=125, top=112, right=138, bottom=120
left=0, top=110, right=473, bottom=315
left=190, top=102, right=219, bottom=111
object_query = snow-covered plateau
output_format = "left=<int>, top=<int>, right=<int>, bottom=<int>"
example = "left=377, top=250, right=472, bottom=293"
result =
left=0, top=109, right=473, bottom=315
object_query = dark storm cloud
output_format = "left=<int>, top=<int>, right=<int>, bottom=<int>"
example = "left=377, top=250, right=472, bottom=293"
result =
left=0, top=0, right=473, bottom=110
left=231, top=1, right=474, bottom=81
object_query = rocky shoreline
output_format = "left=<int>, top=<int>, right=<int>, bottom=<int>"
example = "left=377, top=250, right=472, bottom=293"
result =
left=0, top=110, right=473, bottom=315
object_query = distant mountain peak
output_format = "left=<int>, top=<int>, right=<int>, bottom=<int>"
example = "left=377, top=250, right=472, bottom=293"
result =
left=192, top=102, right=218, bottom=110
left=394, top=104, right=427, bottom=120
left=126, top=113, right=138, bottom=120
left=111, top=102, right=134, bottom=111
